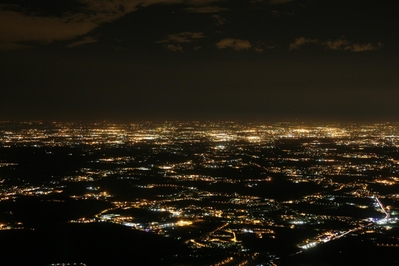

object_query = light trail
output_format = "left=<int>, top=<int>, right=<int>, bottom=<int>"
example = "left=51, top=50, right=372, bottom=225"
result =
left=374, top=196, right=390, bottom=219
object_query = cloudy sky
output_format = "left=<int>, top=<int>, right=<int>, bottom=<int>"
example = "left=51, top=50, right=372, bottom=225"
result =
left=1, top=0, right=398, bottom=122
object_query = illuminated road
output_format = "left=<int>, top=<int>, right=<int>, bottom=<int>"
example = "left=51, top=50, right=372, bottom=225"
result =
left=225, top=229, right=238, bottom=242
left=374, top=196, right=390, bottom=219
left=282, top=195, right=391, bottom=266
left=206, top=222, right=229, bottom=238
left=319, top=196, right=389, bottom=241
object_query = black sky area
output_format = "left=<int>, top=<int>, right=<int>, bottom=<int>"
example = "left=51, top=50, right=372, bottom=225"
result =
left=1, top=0, right=398, bottom=122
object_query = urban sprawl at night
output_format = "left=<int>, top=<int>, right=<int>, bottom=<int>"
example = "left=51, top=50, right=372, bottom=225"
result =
left=1, top=121, right=399, bottom=265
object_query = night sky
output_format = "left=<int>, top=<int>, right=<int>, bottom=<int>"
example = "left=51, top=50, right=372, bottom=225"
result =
left=1, top=0, right=398, bottom=122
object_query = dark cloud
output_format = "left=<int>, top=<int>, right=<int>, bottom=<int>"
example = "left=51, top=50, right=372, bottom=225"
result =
left=184, top=6, right=228, bottom=13
left=212, top=14, right=226, bottom=26
left=0, top=0, right=220, bottom=50
left=250, top=0, right=295, bottom=3
left=216, top=38, right=252, bottom=50
left=289, top=37, right=318, bottom=50
left=324, top=38, right=383, bottom=52
left=0, top=0, right=397, bottom=121
left=157, top=32, right=206, bottom=51
left=0, top=41, right=32, bottom=51
left=157, top=32, right=206, bottom=43
left=165, top=43, right=183, bottom=52
left=290, top=37, right=383, bottom=52
left=66, top=36, right=98, bottom=48
left=268, top=0, right=295, bottom=4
